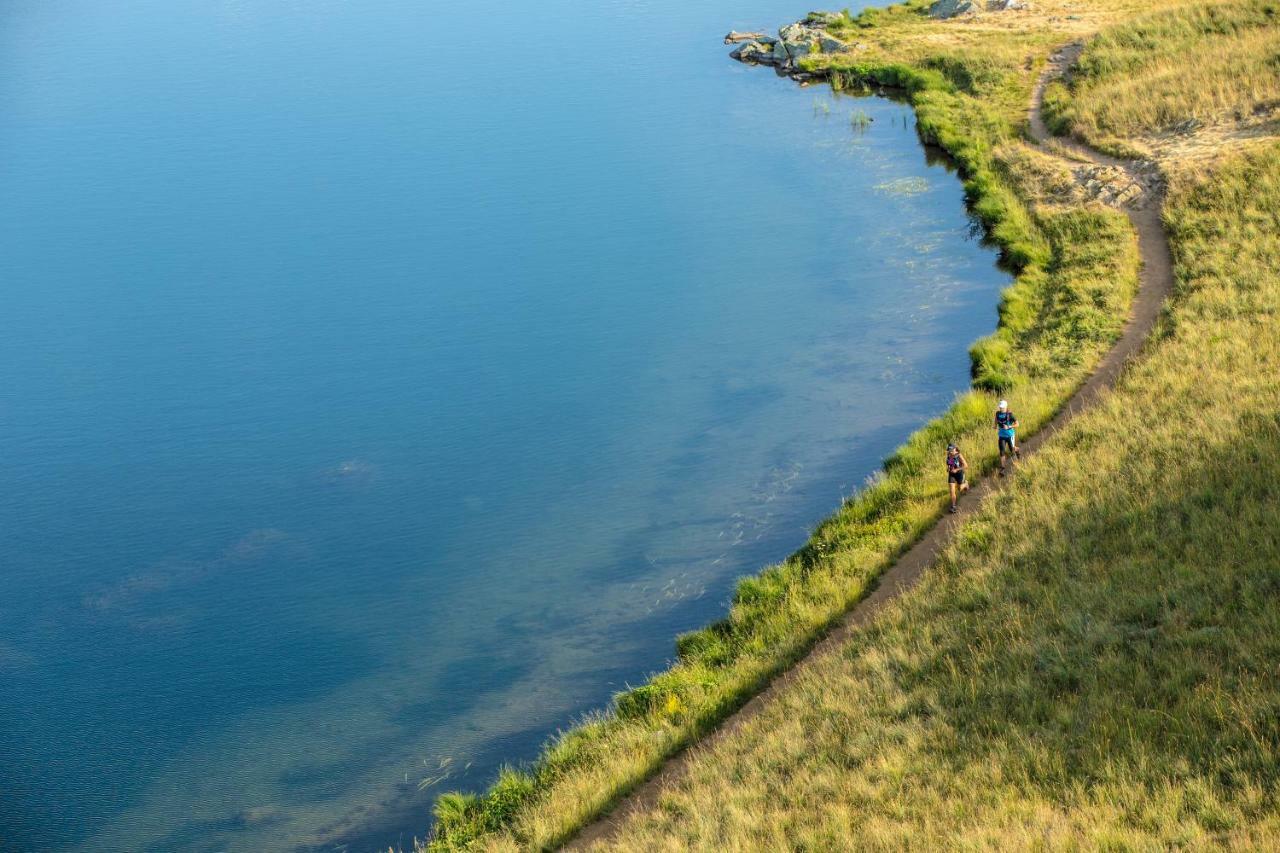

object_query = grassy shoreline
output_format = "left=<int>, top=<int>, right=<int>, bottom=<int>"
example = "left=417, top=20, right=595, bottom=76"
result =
left=420, top=5, right=1144, bottom=849
left=594, top=115, right=1280, bottom=853
left=562, top=2, right=1280, bottom=848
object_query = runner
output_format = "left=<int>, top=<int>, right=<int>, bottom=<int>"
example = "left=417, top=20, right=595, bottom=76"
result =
left=995, top=399, right=1021, bottom=475
left=946, top=443, right=969, bottom=513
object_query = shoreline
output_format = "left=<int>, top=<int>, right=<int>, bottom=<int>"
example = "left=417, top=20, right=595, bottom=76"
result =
left=319, top=85, right=1009, bottom=853
left=423, top=7, right=1150, bottom=850
left=566, top=38, right=1174, bottom=850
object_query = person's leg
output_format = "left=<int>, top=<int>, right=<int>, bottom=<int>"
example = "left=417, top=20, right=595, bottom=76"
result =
left=998, top=438, right=1009, bottom=473
left=949, top=479, right=958, bottom=509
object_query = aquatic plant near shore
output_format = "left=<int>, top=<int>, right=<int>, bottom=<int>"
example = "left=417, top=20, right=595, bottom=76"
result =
left=875, top=176, right=929, bottom=196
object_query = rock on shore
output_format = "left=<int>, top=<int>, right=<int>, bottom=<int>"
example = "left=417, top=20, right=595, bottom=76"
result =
left=929, top=0, right=974, bottom=17
left=729, top=10, right=849, bottom=73
left=730, top=40, right=777, bottom=63
left=930, top=0, right=1030, bottom=17
left=731, top=4, right=1033, bottom=70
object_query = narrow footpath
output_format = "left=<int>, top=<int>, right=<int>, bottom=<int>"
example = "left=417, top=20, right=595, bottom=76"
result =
left=565, top=43, right=1175, bottom=850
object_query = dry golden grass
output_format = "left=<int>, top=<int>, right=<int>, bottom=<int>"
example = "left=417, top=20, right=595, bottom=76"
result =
left=1045, top=0, right=1280, bottom=150
left=993, top=141, right=1088, bottom=206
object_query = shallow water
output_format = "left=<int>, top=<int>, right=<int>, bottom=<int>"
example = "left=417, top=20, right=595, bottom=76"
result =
left=0, top=1, right=1009, bottom=850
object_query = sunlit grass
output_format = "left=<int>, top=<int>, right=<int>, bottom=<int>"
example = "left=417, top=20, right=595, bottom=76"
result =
left=1044, top=0, right=1280, bottom=146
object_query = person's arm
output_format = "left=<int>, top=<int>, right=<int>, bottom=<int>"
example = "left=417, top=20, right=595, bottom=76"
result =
left=959, top=453, right=968, bottom=471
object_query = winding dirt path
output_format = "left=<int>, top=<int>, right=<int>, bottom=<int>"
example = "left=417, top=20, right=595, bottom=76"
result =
left=564, top=44, right=1175, bottom=850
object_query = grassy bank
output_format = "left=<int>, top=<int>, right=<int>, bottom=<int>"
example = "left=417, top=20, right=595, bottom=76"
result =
left=573, top=2, right=1280, bottom=848
left=420, top=4, right=1146, bottom=850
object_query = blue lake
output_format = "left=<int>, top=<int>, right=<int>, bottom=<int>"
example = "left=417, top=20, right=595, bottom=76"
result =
left=0, top=1, right=1009, bottom=850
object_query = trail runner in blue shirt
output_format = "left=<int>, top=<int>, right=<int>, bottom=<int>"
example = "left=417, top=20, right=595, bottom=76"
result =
left=995, top=399, right=1021, bottom=475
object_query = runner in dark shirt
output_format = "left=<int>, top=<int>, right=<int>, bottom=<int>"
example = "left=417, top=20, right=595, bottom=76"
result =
left=946, top=443, right=969, bottom=513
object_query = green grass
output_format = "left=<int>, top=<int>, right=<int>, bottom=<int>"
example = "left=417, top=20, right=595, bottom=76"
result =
left=417, top=6, right=1143, bottom=849
left=593, top=136, right=1280, bottom=853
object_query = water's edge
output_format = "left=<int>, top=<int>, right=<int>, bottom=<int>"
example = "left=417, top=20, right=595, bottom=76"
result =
left=395, top=68, right=1034, bottom=853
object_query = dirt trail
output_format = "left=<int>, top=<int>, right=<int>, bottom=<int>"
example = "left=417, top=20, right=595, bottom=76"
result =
left=565, top=44, right=1175, bottom=850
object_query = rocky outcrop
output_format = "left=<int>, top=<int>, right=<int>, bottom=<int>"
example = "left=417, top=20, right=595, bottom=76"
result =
left=802, top=11, right=844, bottom=26
left=930, top=0, right=1029, bottom=16
left=929, top=0, right=975, bottom=17
left=1073, top=162, right=1159, bottom=209
left=730, top=40, right=779, bottom=64
left=729, top=11, right=850, bottom=71
left=778, top=22, right=849, bottom=60
left=729, top=11, right=854, bottom=75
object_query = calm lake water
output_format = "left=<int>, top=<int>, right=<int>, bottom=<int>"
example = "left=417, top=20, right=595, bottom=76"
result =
left=0, top=1, right=1008, bottom=850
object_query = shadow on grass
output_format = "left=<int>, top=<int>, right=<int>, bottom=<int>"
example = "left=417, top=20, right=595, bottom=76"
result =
left=857, top=409, right=1280, bottom=823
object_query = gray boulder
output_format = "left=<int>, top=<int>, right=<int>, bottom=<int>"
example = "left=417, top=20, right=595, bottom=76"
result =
left=774, top=21, right=849, bottom=63
left=819, top=34, right=849, bottom=52
left=724, top=30, right=766, bottom=44
left=803, top=11, right=843, bottom=27
left=773, top=38, right=795, bottom=65
left=731, top=41, right=778, bottom=65
left=988, top=0, right=1029, bottom=9
left=929, top=0, right=974, bottom=17
left=778, top=21, right=819, bottom=44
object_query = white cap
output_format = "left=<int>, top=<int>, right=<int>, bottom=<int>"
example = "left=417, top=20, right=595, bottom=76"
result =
left=998, top=400, right=1008, bottom=409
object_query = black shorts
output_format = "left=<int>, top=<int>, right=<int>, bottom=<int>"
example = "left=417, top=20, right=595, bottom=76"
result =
left=998, top=435, right=1016, bottom=453
left=948, top=470, right=966, bottom=485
